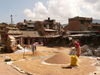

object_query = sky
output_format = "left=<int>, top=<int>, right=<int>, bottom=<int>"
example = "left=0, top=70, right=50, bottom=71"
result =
left=0, top=0, right=100, bottom=24
left=0, top=0, right=46, bottom=24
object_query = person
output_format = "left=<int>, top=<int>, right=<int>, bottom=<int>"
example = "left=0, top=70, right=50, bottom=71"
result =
left=31, top=42, right=37, bottom=54
left=72, top=39, right=81, bottom=57
left=69, top=38, right=81, bottom=57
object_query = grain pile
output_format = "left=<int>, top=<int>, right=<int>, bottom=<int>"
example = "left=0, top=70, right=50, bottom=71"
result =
left=45, top=52, right=70, bottom=64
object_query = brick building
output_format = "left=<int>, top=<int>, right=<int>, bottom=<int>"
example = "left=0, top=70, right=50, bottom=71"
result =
left=34, top=17, right=63, bottom=36
left=63, top=16, right=100, bottom=46
left=64, top=16, right=92, bottom=31
left=16, top=20, right=41, bottom=45
left=16, top=17, right=63, bottom=37
left=16, top=18, right=64, bottom=46
left=91, top=23, right=100, bottom=31
left=0, top=23, right=8, bottom=44
left=16, top=19, right=36, bottom=31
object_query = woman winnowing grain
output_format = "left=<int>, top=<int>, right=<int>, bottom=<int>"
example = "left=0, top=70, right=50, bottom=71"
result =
left=72, top=39, right=81, bottom=57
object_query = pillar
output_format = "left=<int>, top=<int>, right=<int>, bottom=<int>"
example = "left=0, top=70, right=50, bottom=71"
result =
left=28, top=38, right=30, bottom=45
left=20, top=37, right=23, bottom=45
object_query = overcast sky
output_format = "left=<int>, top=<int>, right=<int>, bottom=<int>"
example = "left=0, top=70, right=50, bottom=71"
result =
left=0, top=0, right=100, bottom=24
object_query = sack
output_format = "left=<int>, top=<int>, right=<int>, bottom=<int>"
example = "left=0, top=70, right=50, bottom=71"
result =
left=70, top=55, right=79, bottom=66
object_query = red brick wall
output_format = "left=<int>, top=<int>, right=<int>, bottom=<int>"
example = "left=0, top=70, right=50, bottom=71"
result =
left=65, top=20, right=82, bottom=31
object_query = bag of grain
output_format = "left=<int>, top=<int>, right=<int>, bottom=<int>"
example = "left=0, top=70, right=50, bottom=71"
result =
left=70, top=55, right=79, bottom=66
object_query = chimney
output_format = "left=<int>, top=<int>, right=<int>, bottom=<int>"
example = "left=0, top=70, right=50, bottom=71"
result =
left=24, top=19, right=27, bottom=23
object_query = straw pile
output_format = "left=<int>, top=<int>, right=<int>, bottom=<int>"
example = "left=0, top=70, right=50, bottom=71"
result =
left=45, top=52, right=70, bottom=64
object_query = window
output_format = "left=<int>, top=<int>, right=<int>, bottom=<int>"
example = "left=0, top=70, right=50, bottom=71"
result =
left=80, top=20, right=84, bottom=24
